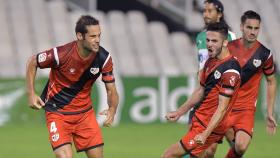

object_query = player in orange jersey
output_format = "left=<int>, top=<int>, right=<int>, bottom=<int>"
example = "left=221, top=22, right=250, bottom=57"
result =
left=161, top=22, right=241, bottom=158
left=225, top=10, right=277, bottom=158
left=26, top=15, right=119, bottom=158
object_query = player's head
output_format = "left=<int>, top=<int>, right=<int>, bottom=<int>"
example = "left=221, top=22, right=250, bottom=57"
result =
left=75, top=15, right=101, bottom=53
left=240, top=10, right=261, bottom=43
left=203, top=0, right=225, bottom=26
left=206, top=22, right=229, bottom=58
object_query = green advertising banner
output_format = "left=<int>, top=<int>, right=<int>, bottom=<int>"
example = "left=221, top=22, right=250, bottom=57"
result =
left=0, top=74, right=279, bottom=126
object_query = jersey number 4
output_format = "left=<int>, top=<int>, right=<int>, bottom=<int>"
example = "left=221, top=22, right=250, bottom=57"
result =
left=50, top=121, right=58, bottom=133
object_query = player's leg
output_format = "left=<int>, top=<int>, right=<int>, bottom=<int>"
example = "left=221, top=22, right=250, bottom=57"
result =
left=54, top=144, right=73, bottom=158
left=225, top=110, right=254, bottom=158
left=74, top=109, right=104, bottom=158
left=85, top=146, right=103, bottom=158
left=204, top=143, right=218, bottom=158
left=225, top=130, right=251, bottom=158
left=46, top=112, right=73, bottom=158
left=203, top=125, right=235, bottom=158
left=161, top=142, right=188, bottom=158
left=225, top=128, right=235, bottom=146
left=234, top=130, right=251, bottom=155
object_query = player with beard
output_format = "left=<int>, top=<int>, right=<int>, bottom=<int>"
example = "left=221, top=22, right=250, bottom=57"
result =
left=162, top=22, right=241, bottom=158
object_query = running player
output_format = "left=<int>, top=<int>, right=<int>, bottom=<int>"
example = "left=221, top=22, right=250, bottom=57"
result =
left=225, top=10, right=277, bottom=158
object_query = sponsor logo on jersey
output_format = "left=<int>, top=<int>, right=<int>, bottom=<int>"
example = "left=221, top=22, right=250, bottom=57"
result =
left=90, top=67, right=99, bottom=75
left=38, top=53, right=47, bottom=63
left=253, top=59, right=261, bottom=68
left=214, top=70, right=221, bottom=79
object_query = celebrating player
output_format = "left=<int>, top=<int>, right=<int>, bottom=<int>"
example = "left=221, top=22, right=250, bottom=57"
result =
left=161, top=22, right=241, bottom=158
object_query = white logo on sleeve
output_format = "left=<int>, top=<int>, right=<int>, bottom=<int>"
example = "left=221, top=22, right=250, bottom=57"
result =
left=38, top=53, right=47, bottom=63
left=214, top=70, right=221, bottom=79
left=90, top=67, right=99, bottom=75
left=253, top=59, right=261, bottom=68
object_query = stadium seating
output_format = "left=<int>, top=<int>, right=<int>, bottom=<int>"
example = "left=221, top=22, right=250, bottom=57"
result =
left=1, top=0, right=279, bottom=78
left=0, top=0, right=17, bottom=77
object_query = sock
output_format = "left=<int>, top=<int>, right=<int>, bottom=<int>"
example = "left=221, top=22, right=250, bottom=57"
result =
left=182, top=154, right=190, bottom=158
left=225, top=147, right=242, bottom=158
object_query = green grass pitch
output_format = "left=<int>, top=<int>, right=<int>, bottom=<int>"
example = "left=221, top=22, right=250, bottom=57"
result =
left=0, top=121, right=279, bottom=158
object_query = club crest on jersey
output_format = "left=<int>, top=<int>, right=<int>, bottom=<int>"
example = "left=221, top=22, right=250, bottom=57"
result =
left=253, top=59, right=261, bottom=68
left=38, top=53, right=47, bottom=63
left=214, top=70, right=221, bottom=79
left=90, top=67, right=99, bottom=75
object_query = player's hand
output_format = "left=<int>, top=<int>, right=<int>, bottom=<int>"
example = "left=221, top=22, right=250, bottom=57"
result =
left=99, top=108, right=116, bottom=127
left=194, top=132, right=207, bottom=145
left=266, top=115, right=277, bottom=135
left=165, top=111, right=181, bottom=122
left=28, top=94, right=45, bottom=110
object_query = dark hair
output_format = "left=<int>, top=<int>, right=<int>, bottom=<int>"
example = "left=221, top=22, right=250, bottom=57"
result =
left=241, top=10, right=261, bottom=24
left=206, top=22, right=229, bottom=39
left=204, top=0, right=231, bottom=30
left=75, top=15, right=99, bottom=35
left=204, top=0, right=223, bottom=12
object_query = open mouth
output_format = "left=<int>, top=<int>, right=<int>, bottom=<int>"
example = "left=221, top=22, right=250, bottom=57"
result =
left=208, top=48, right=213, bottom=53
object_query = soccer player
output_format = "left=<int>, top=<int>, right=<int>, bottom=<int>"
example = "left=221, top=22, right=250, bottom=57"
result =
left=191, top=1, right=236, bottom=157
left=196, top=0, right=236, bottom=72
left=161, top=22, right=241, bottom=158
left=26, top=15, right=119, bottom=158
left=225, top=10, right=277, bottom=158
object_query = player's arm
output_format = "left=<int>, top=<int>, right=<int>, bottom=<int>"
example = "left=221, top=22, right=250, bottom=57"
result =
left=100, top=82, right=119, bottom=127
left=195, top=95, right=231, bottom=145
left=195, top=69, right=240, bottom=145
left=166, top=85, right=204, bottom=122
left=265, top=74, right=277, bottom=134
left=26, top=55, right=45, bottom=110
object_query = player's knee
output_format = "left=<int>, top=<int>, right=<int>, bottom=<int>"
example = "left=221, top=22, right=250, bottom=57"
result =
left=54, top=150, right=72, bottom=158
left=235, top=141, right=248, bottom=155
left=204, top=145, right=217, bottom=158
left=161, top=150, right=175, bottom=158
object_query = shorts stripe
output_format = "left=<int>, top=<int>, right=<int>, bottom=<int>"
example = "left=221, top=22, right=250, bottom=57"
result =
left=77, top=143, right=104, bottom=152
left=53, top=142, right=72, bottom=151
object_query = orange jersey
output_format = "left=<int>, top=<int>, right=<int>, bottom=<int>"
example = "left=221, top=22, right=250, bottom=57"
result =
left=195, top=55, right=241, bottom=133
left=228, top=39, right=275, bottom=110
left=37, top=41, right=115, bottom=114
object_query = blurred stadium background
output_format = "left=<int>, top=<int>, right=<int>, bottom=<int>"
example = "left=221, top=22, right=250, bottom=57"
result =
left=0, top=0, right=279, bottom=157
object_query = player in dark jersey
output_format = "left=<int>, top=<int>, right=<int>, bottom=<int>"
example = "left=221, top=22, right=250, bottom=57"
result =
left=225, top=10, right=277, bottom=158
left=26, top=15, right=119, bottom=158
left=161, top=22, right=241, bottom=158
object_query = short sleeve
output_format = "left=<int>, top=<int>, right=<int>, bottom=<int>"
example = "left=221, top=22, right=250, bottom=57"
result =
left=218, top=69, right=241, bottom=97
left=262, top=52, right=275, bottom=76
left=101, top=56, right=115, bottom=83
left=37, top=47, right=59, bottom=69
left=199, top=68, right=206, bottom=87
